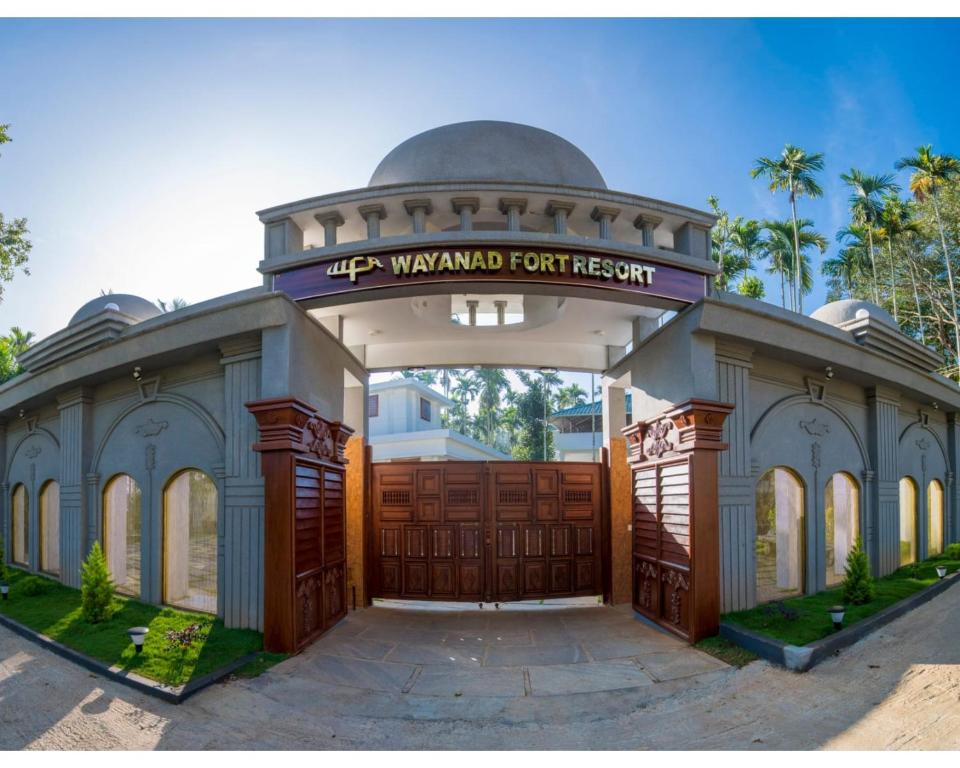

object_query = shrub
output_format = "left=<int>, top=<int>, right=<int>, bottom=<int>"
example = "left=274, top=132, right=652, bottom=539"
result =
left=842, top=537, right=875, bottom=605
left=946, top=543, right=960, bottom=560
left=80, top=541, right=115, bottom=623
left=20, top=575, right=55, bottom=596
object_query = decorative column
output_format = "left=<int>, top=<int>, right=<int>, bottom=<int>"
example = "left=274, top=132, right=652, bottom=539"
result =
left=545, top=200, right=575, bottom=235
left=948, top=413, right=960, bottom=545
left=498, top=198, right=527, bottom=231
left=867, top=386, right=901, bottom=576
left=591, top=206, right=620, bottom=240
left=466, top=299, right=479, bottom=326
left=246, top=397, right=354, bottom=654
left=403, top=199, right=433, bottom=234
left=220, top=336, right=265, bottom=630
left=623, top=398, right=733, bottom=643
left=56, top=388, right=94, bottom=588
left=494, top=300, right=507, bottom=326
left=358, top=204, right=386, bottom=240
left=633, top=214, right=662, bottom=248
left=315, top=211, right=345, bottom=247
left=451, top=197, right=479, bottom=232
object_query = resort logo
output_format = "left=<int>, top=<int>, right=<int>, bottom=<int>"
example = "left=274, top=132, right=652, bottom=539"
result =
left=326, top=255, right=386, bottom=283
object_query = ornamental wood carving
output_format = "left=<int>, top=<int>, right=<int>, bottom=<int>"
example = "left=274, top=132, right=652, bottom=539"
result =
left=247, top=396, right=354, bottom=654
left=622, top=398, right=733, bottom=643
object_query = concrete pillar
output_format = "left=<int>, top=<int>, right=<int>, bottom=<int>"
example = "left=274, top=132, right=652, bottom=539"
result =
left=404, top=199, right=433, bottom=234
left=948, top=413, right=960, bottom=545
left=494, top=300, right=507, bottom=326
left=675, top=222, right=711, bottom=259
left=867, top=386, right=901, bottom=577
left=591, top=206, right=620, bottom=240
left=451, top=197, right=479, bottom=232
left=467, top=300, right=479, bottom=326
left=633, top=215, right=662, bottom=248
left=219, top=335, right=265, bottom=630
left=315, top=211, right=345, bottom=247
left=358, top=204, right=386, bottom=240
left=56, top=388, right=94, bottom=588
left=546, top=201, right=575, bottom=235
left=264, top=217, right=304, bottom=259
left=602, top=376, right=628, bottom=446
left=498, top=198, right=527, bottom=231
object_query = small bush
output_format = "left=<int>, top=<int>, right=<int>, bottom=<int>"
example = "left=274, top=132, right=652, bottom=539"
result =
left=80, top=541, right=115, bottom=623
left=842, top=537, right=875, bottom=605
left=946, top=543, right=960, bottom=560
left=20, top=575, right=55, bottom=596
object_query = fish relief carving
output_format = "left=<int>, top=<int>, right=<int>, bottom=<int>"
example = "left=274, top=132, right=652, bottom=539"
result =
left=799, top=418, right=830, bottom=437
left=25, top=445, right=41, bottom=459
left=135, top=418, right=169, bottom=438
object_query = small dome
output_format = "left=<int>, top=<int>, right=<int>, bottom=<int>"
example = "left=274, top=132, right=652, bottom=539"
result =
left=69, top=294, right=162, bottom=326
left=810, top=299, right=898, bottom=329
left=368, top=120, right=607, bottom=189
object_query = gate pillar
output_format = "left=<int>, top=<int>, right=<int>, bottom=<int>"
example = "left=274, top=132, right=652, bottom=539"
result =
left=246, top=396, right=354, bottom=654
left=623, top=398, right=733, bottom=643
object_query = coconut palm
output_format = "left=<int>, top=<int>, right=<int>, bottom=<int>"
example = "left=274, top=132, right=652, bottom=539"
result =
left=708, top=195, right=735, bottom=290
left=751, top=145, right=825, bottom=312
left=839, top=169, right=899, bottom=306
left=451, top=372, right=479, bottom=434
left=556, top=383, right=587, bottom=410
left=896, top=145, right=960, bottom=377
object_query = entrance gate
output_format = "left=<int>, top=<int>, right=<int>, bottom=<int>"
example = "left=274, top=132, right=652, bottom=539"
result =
left=370, top=461, right=604, bottom=602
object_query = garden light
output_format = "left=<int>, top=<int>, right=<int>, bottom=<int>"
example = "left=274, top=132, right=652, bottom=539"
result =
left=0, top=584, right=8, bottom=600
left=936, top=565, right=947, bottom=579
left=828, top=605, right=846, bottom=631
left=127, top=626, right=149, bottom=654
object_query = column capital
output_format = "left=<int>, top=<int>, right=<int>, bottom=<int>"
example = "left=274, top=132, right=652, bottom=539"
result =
left=497, top=197, right=527, bottom=215
left=633, top=213, right=663, bottom=230
left=450, top=197, right=479, bottom=214
left=545, top=200, right=576, bottom=216
left=403, top=198, right=433, bottom=216
left=313, top=210, right=345, bottom=228
left=623, top=398, right=734, bottom=463
left=357, top=203, right=387, bottom=220
left=219, top=335, right=262, bottom=365
left=56, top=386, right=94, bottom=409
left=246, top=396, right=354, bottom=464
left=590, top=205, right=620, bottom=222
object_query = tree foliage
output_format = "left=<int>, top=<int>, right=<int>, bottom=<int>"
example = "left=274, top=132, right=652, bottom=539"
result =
left=0, top=326, right=35, bottom=383
left=842, top=537, right=875, bottom=606
left=80, top=541, right=116, bottom=623
left=0, top=124, right=31, bottom=302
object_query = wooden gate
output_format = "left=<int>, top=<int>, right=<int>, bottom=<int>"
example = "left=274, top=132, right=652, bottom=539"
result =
left=370, top=461, right=604, bottom=602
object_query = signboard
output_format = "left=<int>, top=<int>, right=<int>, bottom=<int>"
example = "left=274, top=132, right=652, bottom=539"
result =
left=274, top=246, right=706, bottom=305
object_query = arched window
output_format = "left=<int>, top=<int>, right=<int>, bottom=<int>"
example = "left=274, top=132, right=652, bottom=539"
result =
left=899, top=477, right=918, bottom=566
left=11, top=484, right=28, bottom=566
left=163, top=469, right=218, bottom=613
left=825, top=473, right=859, bottom=587
left=103, top=475, right=142, bottom=596
left=927, top=479, right=945, bottom=557
left=39, top=481, right=60, bottom=575
left=755, top=467, right=805, bottom=603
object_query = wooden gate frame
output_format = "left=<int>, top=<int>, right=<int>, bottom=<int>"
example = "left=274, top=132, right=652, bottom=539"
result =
left=623, top=398, right=733, bottom=642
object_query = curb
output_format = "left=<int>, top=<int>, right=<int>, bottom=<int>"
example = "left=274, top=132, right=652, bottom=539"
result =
left=0, top=612, right=259, bottom=704
left=720, top=570, right=960, bottom=672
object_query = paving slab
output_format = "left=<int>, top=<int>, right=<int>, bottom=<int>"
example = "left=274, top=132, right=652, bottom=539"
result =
left=484, top=642, right=588, bottom=667
left=635, top=649, right=730, bottom=681
left=527, top=659, right=655, bottom=695
left=385, top=643, right=485, bottom=666
left=297, top=654, right=416, bottom=692
left=410, top=666, right=527, bottom=697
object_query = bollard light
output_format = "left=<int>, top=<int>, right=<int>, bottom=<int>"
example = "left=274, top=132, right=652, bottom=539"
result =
left=936, top=565, right=948, bottom=580
left=828, top=605, right=846, bottom=631
left=127, top=626, right=149, bottom=654
left=0, top=583, right=8, bottom=600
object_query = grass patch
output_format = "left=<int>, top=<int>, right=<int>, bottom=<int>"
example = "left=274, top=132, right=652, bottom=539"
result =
left=724, top=553, right=960, bottom=647
left=0, top=567, right=286, bottom=686
left=695, top=636, right=757, bottom=667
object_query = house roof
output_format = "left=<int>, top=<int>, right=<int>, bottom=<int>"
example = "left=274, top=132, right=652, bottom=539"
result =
left=369, top=377, right=455, bottom=407
left=551, top=393, right=632, bottom=419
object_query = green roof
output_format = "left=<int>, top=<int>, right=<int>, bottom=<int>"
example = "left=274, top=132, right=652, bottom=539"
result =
left=551, top=393, right=632, bottom=419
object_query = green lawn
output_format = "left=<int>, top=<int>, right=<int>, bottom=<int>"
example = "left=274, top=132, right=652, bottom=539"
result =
left=0, top=567, right=285, bottom=686
left=695, top=635, right=758, bottom=667
left=723, top=553, right=960, bottom=647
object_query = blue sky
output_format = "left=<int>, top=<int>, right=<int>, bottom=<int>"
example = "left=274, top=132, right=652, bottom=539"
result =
left=1, top=18, right=958, bottom=342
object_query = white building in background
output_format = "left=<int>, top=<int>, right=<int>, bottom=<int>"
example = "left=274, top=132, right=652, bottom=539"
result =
left=550, top=394, right=632, bottom=462
left=367, top=378, right=509, bottom=461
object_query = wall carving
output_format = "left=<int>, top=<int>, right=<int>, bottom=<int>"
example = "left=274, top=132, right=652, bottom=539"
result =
left=25, top=445, right=41, bottom=459
left=135, top=418, right=169, bottom=437
left=799, top=418, right=831, bottom=437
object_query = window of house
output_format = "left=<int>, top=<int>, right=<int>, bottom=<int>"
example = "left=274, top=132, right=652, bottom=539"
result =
left=103, top=474, right=142, bottom=596
left=420, top=397, right=431, bottom=422
left=899, top=477, right=918, bottom=566
left=11, top=483, right=28, bottom=566
left=164, top=469, right=218, bottom=614
left=825, top=473, right=859, bottom=587
left=368, top=394, right=379, bottom=418
left=755, top=467, right=804, bottom=603
left=928, top=479, right=945, bottom=557
left=40, top=481, right=60, bottom=576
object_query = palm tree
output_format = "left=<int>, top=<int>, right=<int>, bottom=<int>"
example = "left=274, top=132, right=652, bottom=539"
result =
left=451, top=372, right=479, bottom=434
left=839, top=169, right=899, bottom=305
left=708, top=195, right=735, bottom=290
left=896, top=145, right=960, bottom=377
left=751, top=145, right=825, bottom=312
left=556, top=383, right=587, bottom=410
left=471, top=368, right=509, bottom=447
left=761, top=221, right=795, bottom=309
left=877, top=194, right=921, bottom=329
left=762, top=219, right=824, bottom=309
left=7, top=326, right=34, bottom=356
left=157, top=297, right=188, bottom=313
left=822, top=246, right=866, bottom=299
left=731, top=218, right=762, bottom=279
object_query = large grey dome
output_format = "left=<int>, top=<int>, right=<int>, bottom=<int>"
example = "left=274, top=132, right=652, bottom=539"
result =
left=368, top=121, right=607, bottom=189
left=810, top=299, right=898, bottom=329
left=69, top=293, right=162, bottom=326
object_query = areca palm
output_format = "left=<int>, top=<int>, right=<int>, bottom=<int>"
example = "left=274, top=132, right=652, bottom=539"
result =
left=451, top=372, right=479, bottom=434
left=751, top=145, right=825, bottom=312
left=822, top=245, right=867, bottom=299
left=731, top=218, right=762, bottom=279
left=840, top=169, right=899, bottom=306
left=877, top=194, right=921, bottom=330
left=763, top=219, right=823, bottom=310
left=471, top=368, right=509, bottom=447
left=896, top=144, right=960, bottom=377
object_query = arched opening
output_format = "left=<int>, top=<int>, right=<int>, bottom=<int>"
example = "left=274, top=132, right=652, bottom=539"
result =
left=825, top=472, right=860, bottom=587
left=103, top=474, right=142, bottom=596
left=39, top=481, right=60, bottom=576
left=927, top=479, right=945, bottom=557
left=899, top=477, right=918, bottom=566
left=755, top=467, right=805, bottom=603
left=11, top=484, right=28, bottom=567
left=163, top=469, right=218, bottom=613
